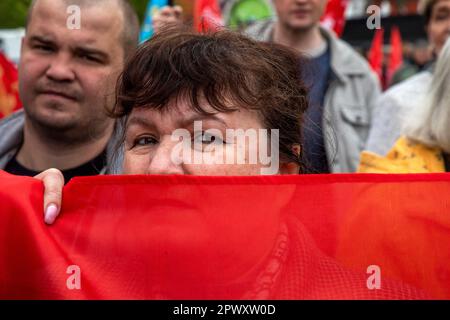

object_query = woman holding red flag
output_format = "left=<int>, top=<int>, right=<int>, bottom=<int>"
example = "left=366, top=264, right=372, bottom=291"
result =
left=31, top=28, right=426, bottom=299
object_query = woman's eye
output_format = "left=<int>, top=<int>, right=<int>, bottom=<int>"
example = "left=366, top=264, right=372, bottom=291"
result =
left=133, top=136, right=157, bottom=147
left=192, top=131, right=225, bottom=152
left=194, top=131, right=224, bottom=145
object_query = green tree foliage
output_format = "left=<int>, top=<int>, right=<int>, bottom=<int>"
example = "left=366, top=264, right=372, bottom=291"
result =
left=0, top=0, right=149, bottom=29
left=130, top=0, right=149, bottom=23
left=0, top=0, right=32, bottom=28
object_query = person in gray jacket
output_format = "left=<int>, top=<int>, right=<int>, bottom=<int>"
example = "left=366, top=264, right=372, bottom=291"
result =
left=245, top=0, right=380, bottom=173
left=366, top=0, right=450, bottom=156
left=0, top=0, right=139, bottom=182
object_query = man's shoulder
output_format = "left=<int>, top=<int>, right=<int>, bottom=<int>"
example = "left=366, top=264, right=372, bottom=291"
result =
left=0, top=109, right=25, bottom=141
left=0, top=110, right=25, bottom=168
left=327, top=32, right=373, bottom=74
left=0, top=109, right=25, bottom=125
left=323, top=30, right=379, bottom=90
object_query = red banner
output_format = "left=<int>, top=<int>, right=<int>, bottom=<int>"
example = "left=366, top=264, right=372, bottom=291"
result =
left=320, top=0, right=349, bottom=37
left=368, top=28, right=384, bottom=87
left=1, top=171, right=449, bottom=299
left=387, top=26, right=404, bottom=86
left=0, top=52, right=22, bottom=119
left=194, top=0, right=224, bottom=32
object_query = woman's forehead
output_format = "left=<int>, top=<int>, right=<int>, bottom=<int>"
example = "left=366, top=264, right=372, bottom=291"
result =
left=129, top=102, right=216, bottom=125
left=127, top=104, right=263, bottom=131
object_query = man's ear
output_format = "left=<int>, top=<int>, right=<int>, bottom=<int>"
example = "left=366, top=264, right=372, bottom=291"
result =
left=279, top=144, right=301, bottom=175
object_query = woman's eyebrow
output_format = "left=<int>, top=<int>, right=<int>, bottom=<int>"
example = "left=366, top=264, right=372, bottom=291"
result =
left=126, top=114, right=229, bottom=131
left=179, top=114, right=229, bottom=128
left=126, top=116, right=155, bottom=130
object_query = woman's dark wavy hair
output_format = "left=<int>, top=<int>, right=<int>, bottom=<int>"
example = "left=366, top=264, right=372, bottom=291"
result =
left=112, top=27, right=310, bottom=173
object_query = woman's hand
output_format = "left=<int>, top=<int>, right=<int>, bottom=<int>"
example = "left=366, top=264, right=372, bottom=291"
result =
left=34, top=168, right=65, bottom=225
left=153, top=5, right=183, bottom=34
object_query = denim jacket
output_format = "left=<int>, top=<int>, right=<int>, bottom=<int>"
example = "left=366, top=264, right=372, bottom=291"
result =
left=245, top=21, right=381, bottom=172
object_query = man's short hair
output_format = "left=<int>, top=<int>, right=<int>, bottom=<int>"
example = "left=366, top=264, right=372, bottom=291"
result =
left=25, top=0, right=139, bottom=57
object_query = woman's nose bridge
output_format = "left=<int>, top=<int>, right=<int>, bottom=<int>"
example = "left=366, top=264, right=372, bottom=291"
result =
left=147, top=136, right=182, bottom=173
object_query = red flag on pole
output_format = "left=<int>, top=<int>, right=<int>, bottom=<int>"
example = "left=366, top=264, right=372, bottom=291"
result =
left=0, top=52, right=22, bottom=119
left=320, top=0, right=349, bottom=37
left=387, top=26, right=404, bottom=86
left=194, top=0, right=224, bottom=32
left=368, top=28, right=384, bottom=87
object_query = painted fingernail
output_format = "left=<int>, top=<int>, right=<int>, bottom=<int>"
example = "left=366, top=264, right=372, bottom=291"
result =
left=45, top=204, right=58, bottom=225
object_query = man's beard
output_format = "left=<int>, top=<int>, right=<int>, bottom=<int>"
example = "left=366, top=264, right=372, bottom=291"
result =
left=25, top=100, right=113, bottom=148
left=281, top=17, right=316, bottom=34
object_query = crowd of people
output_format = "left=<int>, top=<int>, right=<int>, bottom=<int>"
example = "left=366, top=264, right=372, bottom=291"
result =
left=0, top=0, right=449, bottom=299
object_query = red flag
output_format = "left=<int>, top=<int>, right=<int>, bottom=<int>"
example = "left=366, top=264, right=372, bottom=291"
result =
left=387, top=26, right=404, bottom=86
left=194, top=0, right=224, bottom=32
left=368, top=28, right=384, bottom=87
left=320, top=0, right=349, bottom=37
left=0, top=52, right=22, bottom=119
left=1, top=172, right=448, bottom=299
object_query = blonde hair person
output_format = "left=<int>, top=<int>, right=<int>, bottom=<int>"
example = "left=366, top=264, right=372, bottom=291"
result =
left=359, top=37, right=450, bottom=173
left=403, top=37, right=450, bottom=153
